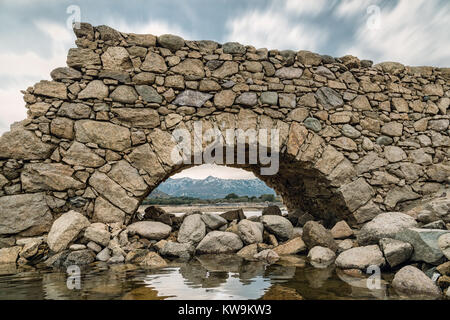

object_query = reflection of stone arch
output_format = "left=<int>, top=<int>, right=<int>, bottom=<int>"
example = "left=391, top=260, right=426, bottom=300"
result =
left=0, top=23, right=448, bottom=237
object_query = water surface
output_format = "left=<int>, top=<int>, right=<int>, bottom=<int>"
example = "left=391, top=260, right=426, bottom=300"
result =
left=0, top=255, right=408, bottom=300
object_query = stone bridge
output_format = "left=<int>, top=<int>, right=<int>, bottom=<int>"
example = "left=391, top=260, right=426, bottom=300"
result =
left=0, top=23, right=448, bottom=237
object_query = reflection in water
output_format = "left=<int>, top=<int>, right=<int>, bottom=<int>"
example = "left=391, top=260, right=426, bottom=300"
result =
left=0, top=255, right=409, bottom=300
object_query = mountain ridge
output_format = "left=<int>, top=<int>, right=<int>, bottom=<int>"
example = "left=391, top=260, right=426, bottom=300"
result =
left=151, top=176, right=276, bottom=199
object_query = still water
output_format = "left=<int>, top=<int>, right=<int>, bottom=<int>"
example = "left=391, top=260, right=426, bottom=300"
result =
left=0, top=254, right=408, bottom=300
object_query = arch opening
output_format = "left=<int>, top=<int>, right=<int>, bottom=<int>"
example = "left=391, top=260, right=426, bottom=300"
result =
left=128, top=138, right=351, bottom=228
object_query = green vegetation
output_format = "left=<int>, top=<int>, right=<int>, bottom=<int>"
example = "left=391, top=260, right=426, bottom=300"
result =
left=143, top=193, right=281, bottom=205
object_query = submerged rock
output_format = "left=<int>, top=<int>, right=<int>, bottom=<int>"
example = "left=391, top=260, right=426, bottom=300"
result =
left=140, top=252, right=167, bottom=268
left=254, top=249, right=279, bottom=264
left=237, top=244, right=259, bottom=261
left=63, top=249, right=95, bottom=266
left=160, top=241, right=195, bottom=260
left=307, top=246, right=336, bottom=268
left=260, top=285, right=303, bottom=300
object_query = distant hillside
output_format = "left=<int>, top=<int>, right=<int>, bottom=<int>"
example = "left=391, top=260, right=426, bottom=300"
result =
left=147, top=189, right=170, bottom=199
left=150, top=176, right=276, bottom=199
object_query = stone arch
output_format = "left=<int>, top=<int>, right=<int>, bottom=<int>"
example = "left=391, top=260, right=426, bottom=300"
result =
left=0, top=23, right=448, bottom=237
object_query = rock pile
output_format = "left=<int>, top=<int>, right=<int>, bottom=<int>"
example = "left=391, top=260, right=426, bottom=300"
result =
left=1, top=197, right=450, bottom=298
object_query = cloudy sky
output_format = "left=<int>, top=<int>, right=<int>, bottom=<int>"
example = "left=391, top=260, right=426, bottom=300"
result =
left=0, top=0, right=449, bottom=179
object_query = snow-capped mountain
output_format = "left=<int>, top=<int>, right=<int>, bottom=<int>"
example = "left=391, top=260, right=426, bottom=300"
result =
left=151, top=176, right=276, bottom=199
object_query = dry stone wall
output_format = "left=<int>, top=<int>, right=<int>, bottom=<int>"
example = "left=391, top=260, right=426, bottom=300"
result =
left=0, top=23, right=449, bottom=235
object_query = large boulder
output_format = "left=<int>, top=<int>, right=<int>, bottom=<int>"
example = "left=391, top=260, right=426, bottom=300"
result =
left=177, top=214, right=206, bottom=244
left=127, top=221, right=171, bottom=240
left=379, top=238, right=413, bottom=268
left=261, top=215, right=293, bottom=241
left=47, top=211, right=90, bottom=253
left=302, top=221, right=337, bottom=252
left=196, top=231, right=243, bottom=254
left=0, top=193, right=53, bottom=235
left=395, top=228, right=450, bottom=264
left=201, top=213, right=228, bottom=230
left=307, top=246, right=336, bottom=268
left=335, top=245, right=385, bottom=269
left=357, top=212, right=418, bottom=245
left=392, top=265, right=441, bottom=298
left=237, top=220, right=263, bottom=244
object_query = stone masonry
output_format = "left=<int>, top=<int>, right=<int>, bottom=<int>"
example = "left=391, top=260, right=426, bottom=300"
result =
left=0, top=23, right=449, bottom=236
